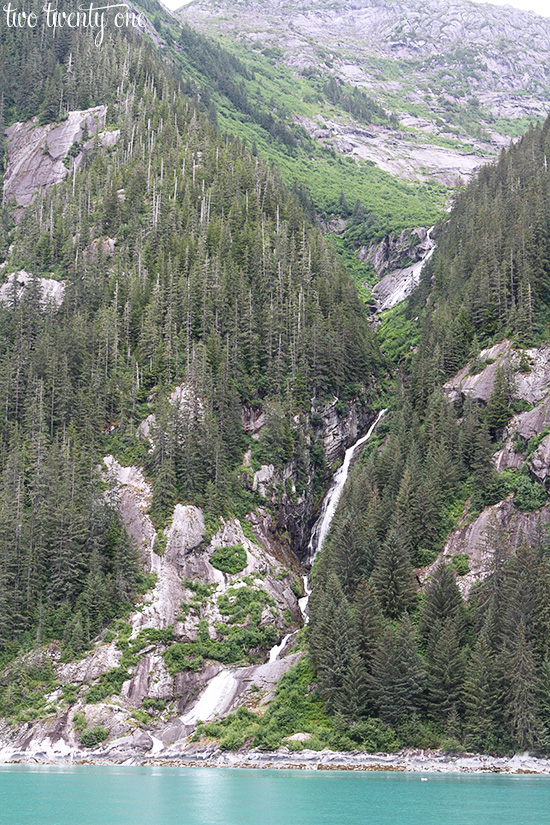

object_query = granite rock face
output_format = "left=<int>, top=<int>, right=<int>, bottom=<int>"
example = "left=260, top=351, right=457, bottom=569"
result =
left=422, top=497, right=549, bottom=598
left=358, top=227, right=433, bottom=278
left=3, top=107, right=115, bottom=206
left=429, top=340, right=550, bottom=595
left=0, top=270, right=65, bottom=308
left=444, top=341, right=550, bottom=406
left=362, top=227, right=436, bottom=311
left=179, top=0, right=550, bottom=185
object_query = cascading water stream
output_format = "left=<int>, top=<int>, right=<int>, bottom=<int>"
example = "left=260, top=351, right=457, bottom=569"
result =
left=298, top=409, right=386, bottom=622
left=183, top=409, right=387, bottom=720
left=271, top=409, right=387, bottom=660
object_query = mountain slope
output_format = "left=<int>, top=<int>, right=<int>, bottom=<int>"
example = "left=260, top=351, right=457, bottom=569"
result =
left=304, top=111, right=550, bottom=756
left=0, top=0, right=388, bottom=757
left=178, top=0, right=550, bottom=159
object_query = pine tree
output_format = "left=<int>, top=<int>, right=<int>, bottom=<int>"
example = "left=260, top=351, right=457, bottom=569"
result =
left=504, top=621, right=544, bottom=751
left=421, top=561, right=464, bottom=651
left=463, top=634, right=501, bottom=751
left=336, top=653, right=370, bottom=721
left=353, top=578, right=384, bottom=669
left=310, top=574, right=355, bottom=711
left=426, top=618, right=465, bottom=722
left=369, top=613, right=425, bottom=726
left=372, top=527, right=416, bottom=620
left=485, top=366, right=512, bottom=436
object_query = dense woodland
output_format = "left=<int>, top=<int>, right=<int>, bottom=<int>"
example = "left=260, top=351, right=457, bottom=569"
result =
left=2, top=0, right=550, bottom=759
left=409, top=119, right=550, bottom=407
left=0, top=9, right=380, bottom=662
left=309, top=115, right=550, bottom=755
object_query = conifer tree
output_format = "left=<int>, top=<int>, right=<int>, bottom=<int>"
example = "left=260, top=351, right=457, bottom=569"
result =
left=372, top=527, right=416, bottom=620
left=370, top=613, right=425, bottom=726
left=421, top=561, right=464, bottom=651
left=463, top=634, right=501, bottom=751
left=353, top=578, right=384, bottom=669
left=426, top=619, right=465, bottom=722
left=504, top=621, right=544, bottom=751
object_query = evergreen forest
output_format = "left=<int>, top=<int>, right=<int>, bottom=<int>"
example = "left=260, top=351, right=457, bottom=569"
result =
left=1, top=0, right=550, bottom=762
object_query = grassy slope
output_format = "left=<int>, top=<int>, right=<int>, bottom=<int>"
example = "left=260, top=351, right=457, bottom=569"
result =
left=137, top=6, right=446, bottom=241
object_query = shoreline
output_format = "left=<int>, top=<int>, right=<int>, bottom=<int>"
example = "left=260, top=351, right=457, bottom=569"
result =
left=3, top=746, right=550, bottom=775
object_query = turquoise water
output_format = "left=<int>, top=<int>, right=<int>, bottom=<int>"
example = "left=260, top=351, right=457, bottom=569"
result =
left=1, top=765, right=549, bottom=825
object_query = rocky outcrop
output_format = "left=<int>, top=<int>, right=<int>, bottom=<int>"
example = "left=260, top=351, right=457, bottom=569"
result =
left=137, top=381, right=201, bottom=443
left=295, top=114, right=487, bottom=186
left=103, top=456, right=156, bottom=570
left=444, top=341, right=550, bottom=406
left=359, top=227, right=433, bottom=278
left=247, top=395, right=376, bottom=554
left=241, top=405, right=265, bottom=435
left=422, top=497, right=549, bottom=598
left=0, top=270, right=65, bottom=308
left=315, top=396, right=372, bottom=465
left=362, top=227, right=436, bottom=311
left=443, top=343, right=550, bottom=484
left=3, top=106, right=119, bottom=206
left=531, top=435, right=550, bottom=484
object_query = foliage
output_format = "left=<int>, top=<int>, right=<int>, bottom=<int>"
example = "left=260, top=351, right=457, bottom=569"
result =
left=80, top=726, right=109, bottom=747
left=0, top=0, right=383, bottom=667
left=85, top=667, right=132, bottom=704
left=0, top=657, right=58, bottom=722
left=450, top=554, right=470, bottom=577
left=209, top=545, right=247, bottom=575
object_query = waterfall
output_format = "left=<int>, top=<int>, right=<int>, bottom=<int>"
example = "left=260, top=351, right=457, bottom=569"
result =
left=306, top=409, right=386, bottom=566
left=270, top=408, right=387, bottom=658
left=268, top=631, right=296, bottom=662
left=180, top=669, right=238, bottom=725
left=185, top=409, right=388, bottom=717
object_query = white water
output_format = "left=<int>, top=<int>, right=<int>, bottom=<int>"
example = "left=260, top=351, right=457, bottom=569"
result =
left=180, top=669, right=238, bottom=725
left=378, top=226, right=436, bottom=311
left=297, top=409, right=386, bottom=623
left=194, top=411, right=386, bottom=671
left=307, top=409, right=386, bottom=564
left=268, top=631, right=297, bottom=662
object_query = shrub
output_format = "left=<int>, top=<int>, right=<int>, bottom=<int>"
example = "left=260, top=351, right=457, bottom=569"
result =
left=514, top=474, right=547, bottom=512
left=209, top=544, right=247, bottom=574
left=73, top=711, right=86, bottom=732
left=450, top=554, right=470, bottom=576
left=86, top=666, right=131, bottom=703
left=416, top=547, right=439, bottom=567
left=142, top=697, right=166, bottom=712
left=80, top=726, right=109, bottom=747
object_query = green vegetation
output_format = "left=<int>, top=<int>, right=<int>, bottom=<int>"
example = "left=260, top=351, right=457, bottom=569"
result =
left=0, top=0, right=383, bottom=668
left=162, top=20, right=446, bottom=242
left=164, top=587, right=277, bottom=674
left=217, top=586, right=274, bottom=624
left=209, top=545, right=248, bottom=575
left=378, top=303, right=420, bottom=365
left=0, top=657, right=58, bottom=723
left=80, top=726, right=109, bottom=747
left=450, top=554, right=470, bottom=577
left=307, top=112, right=550, bottom=757
left=164, top=620, right=276, bottom=676
left=86, top=666, right=132, bottom=704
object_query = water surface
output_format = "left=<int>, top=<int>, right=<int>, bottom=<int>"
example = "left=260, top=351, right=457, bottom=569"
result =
left=1, top=765, right=550, bottom=825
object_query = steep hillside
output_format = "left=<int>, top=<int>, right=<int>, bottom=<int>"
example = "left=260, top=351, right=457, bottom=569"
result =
left=302, top=112, right=550, bottom=757
left=179, top=0, right=550, bottom=184
left=176, top=0, right=550, bottom=308
left=0, top=0, right=386, bottom=759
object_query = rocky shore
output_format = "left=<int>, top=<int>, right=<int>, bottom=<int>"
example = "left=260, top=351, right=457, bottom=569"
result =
left=2, top=743, right=550, bottom=775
